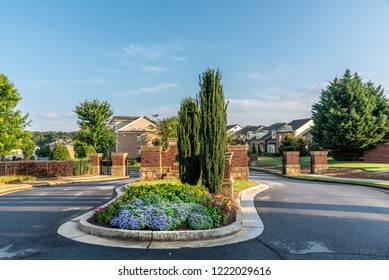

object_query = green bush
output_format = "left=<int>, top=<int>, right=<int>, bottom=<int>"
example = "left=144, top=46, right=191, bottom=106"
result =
left=122, top=183, right=208, bottom=203
left=51, top=144, right=71, bottom=160
left=0, top=175, right=36, bottom=184
left=93, top=199, right=124, bottom=224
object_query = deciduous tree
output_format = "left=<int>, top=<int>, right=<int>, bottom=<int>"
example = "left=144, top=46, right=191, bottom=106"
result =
left=0, top=74, right=31, bottom=157
left=74, top=99, right=116, bottom=154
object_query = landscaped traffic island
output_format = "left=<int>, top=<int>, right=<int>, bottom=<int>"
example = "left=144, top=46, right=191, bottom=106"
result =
left=88, top=181, right=237, bottom=228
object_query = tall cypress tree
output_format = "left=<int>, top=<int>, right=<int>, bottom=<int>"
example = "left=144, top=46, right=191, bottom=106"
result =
left=177, top=97, right=201, bottom=185
left=198, top=68, right=228, bottom=194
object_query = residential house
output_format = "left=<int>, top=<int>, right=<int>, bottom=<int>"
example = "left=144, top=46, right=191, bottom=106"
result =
left=234, top=125, right=264, bottom=150
left=250, top=118, right=313, bottom=154
left=226, top=124, right=243, bottom=135
left=252, top=123, right=285, bottom=154
left=109, top=116, right=158, bottom=159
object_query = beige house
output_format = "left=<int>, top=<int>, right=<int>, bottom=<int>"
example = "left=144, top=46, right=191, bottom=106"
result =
left=109, top=116, right=158, bottom=159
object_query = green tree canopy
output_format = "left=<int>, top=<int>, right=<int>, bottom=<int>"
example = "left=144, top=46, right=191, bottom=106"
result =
left=311, top=69, right=389, bottom=160
left=151, top=115, right=178, bottom=148
left=74, top=99, right=116, bottom=154
left=51, top=144, right=71, bottom=160
left=279, top=134, right=308, bottom=156
left=0, top=74, right=31, bottom=157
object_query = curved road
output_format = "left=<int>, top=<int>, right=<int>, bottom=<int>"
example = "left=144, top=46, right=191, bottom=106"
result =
left=252, top=171, right=389, bottom=260
left=0, top=172, right=388, bottom=260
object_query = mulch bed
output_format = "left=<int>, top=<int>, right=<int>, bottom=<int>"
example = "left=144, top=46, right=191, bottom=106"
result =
left=322, top=168, right=389, bottom=181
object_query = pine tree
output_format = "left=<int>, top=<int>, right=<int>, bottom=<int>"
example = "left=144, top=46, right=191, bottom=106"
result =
left=198, top=68, right=228, bottom=194
left=311, top=69, right=389, bottom=160
left=177, top=97, right=201, bottom=185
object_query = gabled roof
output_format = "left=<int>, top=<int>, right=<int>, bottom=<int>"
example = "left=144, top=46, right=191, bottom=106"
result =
left=227, top=124, right=241, bottom=130
left=287, top=118, right=312, bottom=131
left=235, top=125, right=263, bottom=137
left=110, top=116, right=158, bottom=132
left=258, top=123, right=285, bottom=141
left=109, top=116, right=140, bottom=126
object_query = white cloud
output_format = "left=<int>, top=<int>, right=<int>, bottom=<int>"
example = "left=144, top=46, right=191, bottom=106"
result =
left=122, top=44, right=163, bottom=59
left=227, top=82, right=327, bottom=126
left=39, top=112, right=77, bottom=120
left=70, top=79, right=109, bottom=84
left=170, top=56, right=187, bottom=62
left=245, top=72, right=264, bottom=79
left=142, top=66, right=168, bottom=73
left=41, top=112, right=62, bottom=120
left=26, top=80, right=53, bottom=89
left=140, top=83, right=178, bottom=93
left=116, top=82, right=179, bottom=96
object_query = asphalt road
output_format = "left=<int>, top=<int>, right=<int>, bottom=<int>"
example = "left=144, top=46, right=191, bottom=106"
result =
left=0, top=172, right=388, bottom=260
left=252, top=171, right=389, bottom=260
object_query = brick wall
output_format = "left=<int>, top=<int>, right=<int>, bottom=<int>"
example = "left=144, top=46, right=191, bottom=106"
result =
left=116, top=132, right=156, bottom=159
left=364, top=144, right=389, bottom=163
left=140, top=142, right=249, bottom=181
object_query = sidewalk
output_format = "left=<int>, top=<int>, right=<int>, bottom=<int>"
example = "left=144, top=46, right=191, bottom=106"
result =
left=0, top=175, right=129, bottom=196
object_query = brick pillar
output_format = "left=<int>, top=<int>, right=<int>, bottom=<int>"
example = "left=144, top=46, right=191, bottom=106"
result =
left=111, top=153, right=128, bottom=177
left=283, top=151, right=300, bottom=175
left=227, top=145, right=249, bottom=180
left=222, top=152, right=234, bottom=199
left=87, top=153, right=103, bottom=176
left=310, top=151, right=328, bottom=174
left=249, top=154, right=258, bottom=167
left=140, top=146, right=162, bottom=181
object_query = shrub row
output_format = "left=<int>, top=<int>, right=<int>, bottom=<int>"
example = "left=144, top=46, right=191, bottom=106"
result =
left=0, top=160, right=91, bottom=178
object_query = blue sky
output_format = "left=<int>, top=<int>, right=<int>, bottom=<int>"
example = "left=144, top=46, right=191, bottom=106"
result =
left=1, top=0, right=389, bottom=131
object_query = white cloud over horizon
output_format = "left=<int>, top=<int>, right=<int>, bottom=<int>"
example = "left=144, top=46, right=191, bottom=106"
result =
left=227, top=82, right=328, bottom=126
left=115, top=82, right=179, bottom=96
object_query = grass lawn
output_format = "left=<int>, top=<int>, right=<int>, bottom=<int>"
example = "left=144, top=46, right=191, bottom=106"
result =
left=328, top=158, right=389, bottom=172
left=128, top=179, right=258, bottom=196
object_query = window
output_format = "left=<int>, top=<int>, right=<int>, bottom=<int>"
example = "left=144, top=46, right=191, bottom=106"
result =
left=267, top=144, right=275, bottom=153
left=271, top=130, right=276, bottom=139
left=136, top=136, right=144, bottom=142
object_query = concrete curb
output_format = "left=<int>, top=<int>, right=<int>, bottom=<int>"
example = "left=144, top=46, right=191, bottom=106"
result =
left=58, top=183, right=269, bottom=249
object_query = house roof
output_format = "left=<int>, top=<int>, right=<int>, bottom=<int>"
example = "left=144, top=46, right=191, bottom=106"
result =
left=258, top=123, right=285, bottom=141
left=110, top=115, right=158, bottom=132
left=235, top=125, right=263, bottom=137
left=287, top=118, right=312, bottom=131
left=227, top=124, right=241, bottom=130
left=109, top=116, right=140, bottom=126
